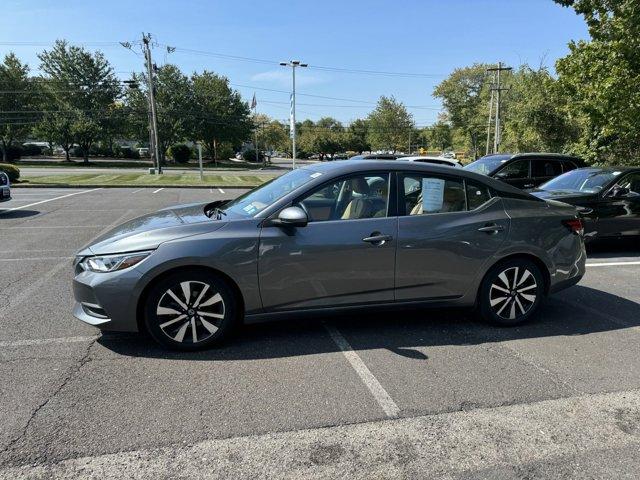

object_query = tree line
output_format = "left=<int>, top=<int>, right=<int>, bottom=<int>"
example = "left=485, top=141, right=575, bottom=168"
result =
left=0, top=0, right=637, bottom=165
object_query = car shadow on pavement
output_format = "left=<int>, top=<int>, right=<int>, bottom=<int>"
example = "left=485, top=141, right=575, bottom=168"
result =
left=98, top=284, right=640, bottom=362
left=586, top=238, right=640, bottom=258
left=0, top=209, right=39, bottom=218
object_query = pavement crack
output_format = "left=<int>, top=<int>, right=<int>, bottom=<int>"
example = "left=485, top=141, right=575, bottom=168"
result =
left=0, top=336, right=98, bottom=461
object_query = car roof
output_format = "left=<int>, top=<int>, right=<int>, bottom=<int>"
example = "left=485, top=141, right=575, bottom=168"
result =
left=400, top=156, right=459, bottom=163
left=572, top=166, right=640, bottom=173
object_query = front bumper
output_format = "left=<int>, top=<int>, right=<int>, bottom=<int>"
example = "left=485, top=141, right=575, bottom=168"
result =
left=72, top=266, right=144, bottom=332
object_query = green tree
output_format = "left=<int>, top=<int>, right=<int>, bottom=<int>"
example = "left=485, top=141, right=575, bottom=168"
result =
left=33, top=114, right=74, bottom=161
left=255, top=115, right=289, bottom=155
left=429, top=121, right=453, bottom=151
left=367, top=96, right=414, bottom=153
left=0, top=54, right=36, bottom=162
left=500, top=66, right=579, bottom=153
left=344, top=118, right=370, bottom=153
left=37, top=40, right=121, bottom=163
left=555, top=0, right=640, bottom=164
left=127, top=65, right=192, bottom=164
left=191, top=71, right=252, bottom=162
left=433, top=64, right=491, bottom=159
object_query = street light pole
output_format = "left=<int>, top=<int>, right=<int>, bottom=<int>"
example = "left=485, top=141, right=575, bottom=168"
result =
left=280, top=60, right=307, bottom=169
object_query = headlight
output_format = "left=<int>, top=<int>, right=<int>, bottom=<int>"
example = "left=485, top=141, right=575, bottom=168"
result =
left=80, top=251, right=152, bottom=273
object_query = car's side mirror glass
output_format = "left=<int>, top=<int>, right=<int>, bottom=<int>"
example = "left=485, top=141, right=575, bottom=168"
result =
left=270, top=206, right=308, bottom=227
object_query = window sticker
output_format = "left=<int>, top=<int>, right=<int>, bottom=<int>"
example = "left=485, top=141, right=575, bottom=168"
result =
left=422, top=177, right=445, bottom=212
left=243, top=204, right=258, bottom=214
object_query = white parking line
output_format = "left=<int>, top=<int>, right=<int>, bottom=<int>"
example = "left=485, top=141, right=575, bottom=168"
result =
left=586, top=261, right=640, bottom=267
left=0, top=256, right=72, bottom=262
left=6, top=225, right=102, bottom=229
left=131, top=188, right=145, bottom=194
left=324, top=324, right=400, bottom=418
left=218, top=188, right=225, bottom=194
left=152, top=188, right=164, bottom=194
left=0, top=188, right=102, bottom=215
left=0, top=335, right=97, bottom=348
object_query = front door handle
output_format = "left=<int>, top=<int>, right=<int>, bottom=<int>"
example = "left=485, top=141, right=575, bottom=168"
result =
left=523, top=183, right=535, bottom=188
left=477, top=224, right=505, bottom=234
left=362, top=233, right=393, bottom=245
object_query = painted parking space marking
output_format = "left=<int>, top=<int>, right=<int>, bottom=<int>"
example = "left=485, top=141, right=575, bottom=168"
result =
left=325, top=324, right=400, bottom=418
left=0, top=188, right=102, bottom=215
left=0, top=256, right=72, bottom=262
left=130, top=188, right=145, bottom=194
left=586, top=261, right=640, bottom=267
left=218, top=188, right=225, bottom=194
left=152, top=188, right=164, bottom=194
left=0, top=335, right=97, bottom=348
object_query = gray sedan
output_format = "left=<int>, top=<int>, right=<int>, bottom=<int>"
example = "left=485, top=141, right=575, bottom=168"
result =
left=73, top=161, right=586, bottom=350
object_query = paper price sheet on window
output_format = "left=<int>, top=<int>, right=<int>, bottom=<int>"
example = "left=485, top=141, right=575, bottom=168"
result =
left=422, top=177, right=445, bottom=213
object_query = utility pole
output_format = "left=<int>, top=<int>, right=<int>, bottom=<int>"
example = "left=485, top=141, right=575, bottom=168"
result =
left=485, top=72, right=495, bottom=155
left=280, top=60, right=307, bottom=169
left=142, top=33, right=162, bottom=174
left=486, top=62, right=512, bottom=154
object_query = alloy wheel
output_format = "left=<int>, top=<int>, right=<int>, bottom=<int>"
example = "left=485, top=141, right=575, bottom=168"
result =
left=489, top=266, right=538, bottom=321
left=155, top=280, right=225, bottom=344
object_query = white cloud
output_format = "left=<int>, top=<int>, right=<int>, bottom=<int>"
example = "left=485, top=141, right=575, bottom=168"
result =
left=250, top=69, right=328, bottom=86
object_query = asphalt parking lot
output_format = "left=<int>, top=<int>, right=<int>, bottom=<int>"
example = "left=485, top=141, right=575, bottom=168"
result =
left=1, top=187, right=640, bottom=479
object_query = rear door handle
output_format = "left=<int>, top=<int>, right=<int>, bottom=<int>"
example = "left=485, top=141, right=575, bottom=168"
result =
left=523, top=184, right=535, bottom=188
left=477, top=224, right=505, bottom=234
left=362, top=233, right=393, bottom=245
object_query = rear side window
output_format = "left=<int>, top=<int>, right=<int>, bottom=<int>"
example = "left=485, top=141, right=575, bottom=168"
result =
left=532, top=159, right=562, bottom=177
left=402, top=174, right=467, bottom=215
left=466, top=181, right=492, bottom=210
left=562, top=160, right=578, bottom=172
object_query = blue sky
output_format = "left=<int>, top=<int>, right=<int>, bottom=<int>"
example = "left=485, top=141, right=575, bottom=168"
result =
left=2, top=0, right=588, bottom=126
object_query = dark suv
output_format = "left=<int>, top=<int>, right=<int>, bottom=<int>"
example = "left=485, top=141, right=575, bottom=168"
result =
left=464, top=153, right=584, bottom=190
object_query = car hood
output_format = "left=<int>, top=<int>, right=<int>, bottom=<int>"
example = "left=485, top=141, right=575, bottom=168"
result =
left=81, top=201, right=227, bottom=255
left=530, top=189, right=595, bottom=203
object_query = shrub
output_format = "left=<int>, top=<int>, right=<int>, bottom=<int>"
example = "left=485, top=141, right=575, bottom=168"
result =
left=21, top=143, right=43, bottom=156
left=0, top=163, right=20, bottom=182
left=242, top=148, right=265, bottom=163
left=169, top=143, right=193, bottom=164
left=118, top=147, right=140, bottom=159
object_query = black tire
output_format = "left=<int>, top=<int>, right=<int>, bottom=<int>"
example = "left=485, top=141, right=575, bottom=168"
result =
left=144, top=269, right=238, bottom=350
left=478, top=258, right=545, bottom=327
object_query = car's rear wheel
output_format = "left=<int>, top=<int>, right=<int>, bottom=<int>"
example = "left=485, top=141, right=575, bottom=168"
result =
left=144, top=270, right=238, bottom=350
left=478, top=258, right=544, bottom=326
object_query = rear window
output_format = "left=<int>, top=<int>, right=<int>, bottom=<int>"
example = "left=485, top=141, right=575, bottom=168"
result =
left=532, top=159, right=562, bottom=177
left=466, top=181, right=492, bottom=210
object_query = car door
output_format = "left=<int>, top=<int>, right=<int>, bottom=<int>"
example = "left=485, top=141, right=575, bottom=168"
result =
left=492, top=159, right=531, bottom=190
left=596, top=172, right=640, bottom=237
left=395, top=173, right=510, bottom=301
left=258, top=172, right=397, bottom=311
left=531, top=158, right=563, bottom=187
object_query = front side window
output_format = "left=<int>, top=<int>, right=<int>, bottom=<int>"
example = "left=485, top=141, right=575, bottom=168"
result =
left=296, top=173, right=389, bottom=222
left=402, top=174, right=467, bottom=215
left=617, top=172, right=640, bottom=195
left=495, top=159, right=529, bottom=179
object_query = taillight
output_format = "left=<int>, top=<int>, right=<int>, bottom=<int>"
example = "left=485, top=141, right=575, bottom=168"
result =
left=562, top=218, right=584, bottom=235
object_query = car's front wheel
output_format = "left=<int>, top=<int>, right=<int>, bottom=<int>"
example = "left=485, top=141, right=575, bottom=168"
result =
left=478, top=258, right=545, bottom=326
left=144, top=269, right=238, bottom=350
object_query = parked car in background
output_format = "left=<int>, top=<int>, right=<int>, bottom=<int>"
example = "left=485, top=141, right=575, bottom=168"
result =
left=464, top=153, right=584, bottom=190
left=531, top=166, right=640, bottom=241
left=400, top=156, right=462, bottom=168
left=72, top=160, right=585, bottom=350
left=0, top=170, right=11, bottom=202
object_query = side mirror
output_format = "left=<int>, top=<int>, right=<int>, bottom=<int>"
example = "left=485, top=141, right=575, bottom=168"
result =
left=270, top=206, right=308, bottom=227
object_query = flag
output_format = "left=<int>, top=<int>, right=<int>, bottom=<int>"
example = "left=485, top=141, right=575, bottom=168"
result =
left=250, top=93, right=257, bottom=110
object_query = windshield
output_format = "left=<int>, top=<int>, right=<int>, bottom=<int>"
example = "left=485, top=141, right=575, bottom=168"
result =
left=463, top=155, right=511, bottom=175
left=222, top=168, right=321, bottom=217
left=539, top=169, right=621, bottom=193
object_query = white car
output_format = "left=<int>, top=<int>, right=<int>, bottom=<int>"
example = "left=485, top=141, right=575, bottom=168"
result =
left=400, top=156, right=462, bottom=168
left=0, top=170, right=11, bottom=202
